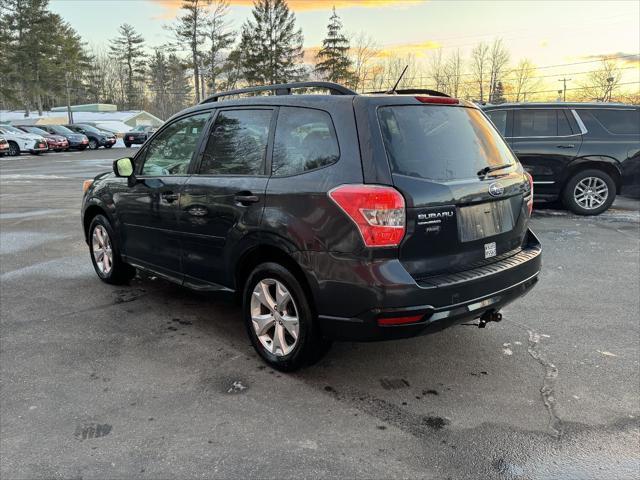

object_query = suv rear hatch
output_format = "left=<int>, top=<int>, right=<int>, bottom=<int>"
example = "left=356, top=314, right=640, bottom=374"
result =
left=375, top=100, right=532, bottom=280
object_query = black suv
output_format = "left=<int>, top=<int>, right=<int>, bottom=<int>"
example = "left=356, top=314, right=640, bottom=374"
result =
left=66, top=124, right=117, bottom=150
left=483, top=103, right=640, bottom=214
left=81, top=82, right=542, bottom=370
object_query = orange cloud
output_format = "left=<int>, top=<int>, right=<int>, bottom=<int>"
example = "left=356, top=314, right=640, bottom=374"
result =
left=154, top=0, right=424, bottom=14
left=377, top=40, right=441, bottom=58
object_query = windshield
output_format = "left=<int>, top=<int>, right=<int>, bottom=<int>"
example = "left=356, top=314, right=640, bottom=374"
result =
left=52, top=125, right=74, bottom=134
left=77, top=124, right=103, bottom=134
left=24, top=127, right=48, bottom=135
left=378, top=106, right=518, bottom=181
left=2, top=125, right=24, bottom=134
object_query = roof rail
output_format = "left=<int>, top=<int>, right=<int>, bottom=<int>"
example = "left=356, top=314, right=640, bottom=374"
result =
left=200, top=81, right=357, bottom=104
left=367, top=88, right=451, bottom=98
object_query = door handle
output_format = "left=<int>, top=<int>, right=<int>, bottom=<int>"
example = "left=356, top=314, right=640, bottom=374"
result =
left=161, top=191, right=179, bottom=203
left=234, top=193, right=260, bottom=205
left=556, top=144, right=575, bottom=148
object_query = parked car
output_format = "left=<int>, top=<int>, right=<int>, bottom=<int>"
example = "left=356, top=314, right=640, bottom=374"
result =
left=123, top=130, right=147, bottom=148
left=17, top=125, right=69, bottom=152
left=0, top=136, right=9, bottom=156
left=38, top=125, right=89, bottom=150
left=65, top=124, right=117, bottom=150
left=483, top=103, right=640, bottom=214
left=0, top=125, right=48, bottom=155
left=81, top=82, right=541, bottom=371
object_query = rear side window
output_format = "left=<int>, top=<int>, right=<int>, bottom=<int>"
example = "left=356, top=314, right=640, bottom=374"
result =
left=485, top=110, right=507, bottom=136
left=582, top=109, right=640, bottom=135
left=199, top=109, right=272, bottom=176
left=514, top=109, right=557, bottom=137
left=272, top=107, right=339, bottom=176
left=378, top=106, right=517, bottom=181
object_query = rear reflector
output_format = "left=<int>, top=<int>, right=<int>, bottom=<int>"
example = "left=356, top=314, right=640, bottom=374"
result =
left=415, top=96, right=459, bottom=105
left=378, top=314, right=424, bottom=326
left=525, top=172, right=534, bottom=215
left=328, top=184, right=406, bottom=248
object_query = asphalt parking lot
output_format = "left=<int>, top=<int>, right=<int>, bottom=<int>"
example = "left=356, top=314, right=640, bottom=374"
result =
left=1, top=149, right=639, bottom=479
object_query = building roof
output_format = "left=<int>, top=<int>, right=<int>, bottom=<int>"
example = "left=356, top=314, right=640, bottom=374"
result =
left=50, top=103, right=118, bottom=113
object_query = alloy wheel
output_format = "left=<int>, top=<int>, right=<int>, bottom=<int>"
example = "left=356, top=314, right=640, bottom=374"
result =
left=91, top=225, right=113, bottom=275
left=250, top=278, right=300, bottom=357
left=574, top=176, right=608, bottom=210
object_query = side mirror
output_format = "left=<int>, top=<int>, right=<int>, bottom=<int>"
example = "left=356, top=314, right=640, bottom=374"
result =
left=113, top=157, right=134, bottom=177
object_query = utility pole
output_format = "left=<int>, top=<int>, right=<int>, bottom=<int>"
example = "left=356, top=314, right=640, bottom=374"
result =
left=558, top=77, right=571, bottom=102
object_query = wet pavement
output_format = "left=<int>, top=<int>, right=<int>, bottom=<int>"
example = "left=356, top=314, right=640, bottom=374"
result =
left=1, top=150, right=639, bottom=479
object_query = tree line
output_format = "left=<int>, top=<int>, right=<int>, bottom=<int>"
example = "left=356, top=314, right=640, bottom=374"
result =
left=0, top=0, right=635, bottom=121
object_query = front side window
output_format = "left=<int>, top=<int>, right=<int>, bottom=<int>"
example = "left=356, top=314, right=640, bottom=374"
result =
left=141, top=113, right=210, bottom=176
left=485, top=110, right=508, bottom=136
left=199, top=109, right=272, bottom=176
left=272, top=107, right=340, bottom=176
left=514, top=109, right=559, bottom=137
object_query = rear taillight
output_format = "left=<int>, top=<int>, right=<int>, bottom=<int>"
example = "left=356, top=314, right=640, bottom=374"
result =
left=415, top=96, right=459, bottom=105
left=328, top=184, right=406, bottom=248
left=525, top=172, right=534, bottom=215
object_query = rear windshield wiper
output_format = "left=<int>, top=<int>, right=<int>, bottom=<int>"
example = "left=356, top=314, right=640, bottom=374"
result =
left=477, top=163, right=512, bottom=177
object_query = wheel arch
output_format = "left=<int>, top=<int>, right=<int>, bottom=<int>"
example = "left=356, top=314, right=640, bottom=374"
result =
left=564, top=156, right=623, bottom=194
left=234, top=241, right=318, bottom=314
left=82, top=200, right=117, bottom=244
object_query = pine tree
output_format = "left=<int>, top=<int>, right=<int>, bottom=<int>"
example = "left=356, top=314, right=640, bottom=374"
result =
left=315, top=7, right=352, bottom=84
left=205, top=0, right=234, bottom=93
left=170, top=0, right=211, bottom=102
left=239, top=0, right=305, bottom=85
left=167, top=54, right=192, bottom=114
left=109, top=23, right=146, bottom=110
left=492, top=80, right=506, bottom=104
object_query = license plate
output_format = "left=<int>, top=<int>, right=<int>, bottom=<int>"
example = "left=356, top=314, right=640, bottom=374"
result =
left=458, top=199, right=515, bottom=242
left=484, top=242, right=497, bottom=259
left=39, top=144, right=45, bottom=148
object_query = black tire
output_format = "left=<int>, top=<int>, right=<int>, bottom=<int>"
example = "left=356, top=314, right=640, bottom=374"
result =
left=243, top=262, right=331, bottom=371
left=8, top=141, right=20, bottom=156
left=88, top=139, right=98, bottom=150
left=78, top=146, right=87, bottom=151
left=124, top=142, right=131, bottom=148
left=562, top=168, right=616, bottom=215
left=105, top=144, right=113, bottom=149
left=88, top=214, right=136, bottom=285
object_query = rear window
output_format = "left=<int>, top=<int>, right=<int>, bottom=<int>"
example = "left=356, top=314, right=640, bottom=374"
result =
left=378, top=106, right=517, bottom=181
left=582, top=109, right=640, bottom=135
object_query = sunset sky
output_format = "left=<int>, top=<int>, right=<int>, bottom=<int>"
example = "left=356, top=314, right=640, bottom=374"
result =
left=50, top=0, right=640, bottom=95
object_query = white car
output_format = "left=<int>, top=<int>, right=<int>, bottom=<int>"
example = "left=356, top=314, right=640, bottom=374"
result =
left=0, top=125, right=49, bottom=156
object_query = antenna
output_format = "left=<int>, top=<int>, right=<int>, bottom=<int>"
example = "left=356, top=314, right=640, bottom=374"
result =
left=387, top=65, right=409, bottom=94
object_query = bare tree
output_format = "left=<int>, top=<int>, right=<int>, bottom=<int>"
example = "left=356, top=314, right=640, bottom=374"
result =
left=471, top=42, right=489, bottom=102
left=443, top=49, right=462, bottom=97
left=487, top=38, right=509, bottom=103
left=578, top=58, right=623, bottom=102
left=510, top=58, right=538, bottom=102
left=427, top=49, right=446, bottom=93
left=349, top=32, right=379, bottom=92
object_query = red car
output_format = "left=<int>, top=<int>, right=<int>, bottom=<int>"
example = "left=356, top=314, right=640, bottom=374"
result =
left=18, top=126, right=69, bottom=152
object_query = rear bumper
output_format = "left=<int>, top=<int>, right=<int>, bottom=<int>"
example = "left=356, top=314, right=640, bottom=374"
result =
left=304, top=229, right=542, bottom=341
